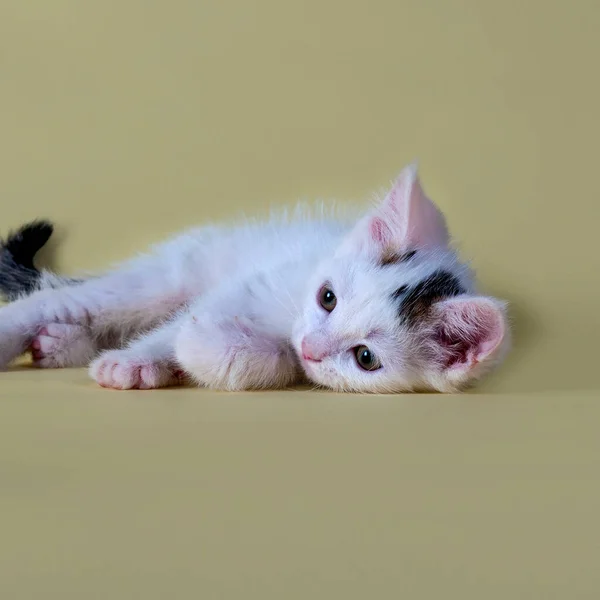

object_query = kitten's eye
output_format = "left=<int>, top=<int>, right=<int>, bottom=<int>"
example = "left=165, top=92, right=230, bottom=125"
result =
left=318, top=286, right=337, bottom=312
left=354, top=345, right=382, bottom=371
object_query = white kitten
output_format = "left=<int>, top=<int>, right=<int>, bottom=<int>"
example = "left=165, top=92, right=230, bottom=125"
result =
left=0, top=164, right=510, bottom=392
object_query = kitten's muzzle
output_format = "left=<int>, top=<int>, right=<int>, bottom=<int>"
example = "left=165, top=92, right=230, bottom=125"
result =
left=301, top=337, right=328, bottom=362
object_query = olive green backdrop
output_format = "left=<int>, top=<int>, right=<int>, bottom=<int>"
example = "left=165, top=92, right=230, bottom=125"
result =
left=1, top=0, right=599, bottom=598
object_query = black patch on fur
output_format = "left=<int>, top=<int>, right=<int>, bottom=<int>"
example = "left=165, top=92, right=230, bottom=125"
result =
left=0, top=220, right=53, bottom=301
left=394, top=270, right=464, bottom=324
left=392, top=284, right=408, bottom=298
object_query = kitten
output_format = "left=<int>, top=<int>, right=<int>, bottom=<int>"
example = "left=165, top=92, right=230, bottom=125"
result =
left=0, top=164, right=510, bottom=392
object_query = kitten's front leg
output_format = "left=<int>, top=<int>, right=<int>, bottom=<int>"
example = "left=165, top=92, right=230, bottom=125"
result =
left=0, top=264, right=187, bottom=369
left=175, top=313, right=299, bottom=391
left=89, top=318, right=184, bottom=390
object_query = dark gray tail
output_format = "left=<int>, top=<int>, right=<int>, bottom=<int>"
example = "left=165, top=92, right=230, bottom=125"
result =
left=0, top=220, right=56, bottom=301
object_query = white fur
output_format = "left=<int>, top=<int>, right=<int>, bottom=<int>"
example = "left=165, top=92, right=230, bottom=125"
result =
left=0, top=165, right=510, bottom=392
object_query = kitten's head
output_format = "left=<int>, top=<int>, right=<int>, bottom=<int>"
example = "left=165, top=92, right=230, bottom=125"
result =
left=292, top=164, right=510, bottom=393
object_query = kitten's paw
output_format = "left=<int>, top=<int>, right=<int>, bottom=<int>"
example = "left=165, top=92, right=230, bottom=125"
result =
left=175, top=315, right=298, bottom=390
left=30, top=323, right=97, bottom=368
left=89, top=350, right=181, bottom=390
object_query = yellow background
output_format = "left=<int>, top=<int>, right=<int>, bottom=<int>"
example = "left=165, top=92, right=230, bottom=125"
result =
left=1, top=0, right=598, bottom=598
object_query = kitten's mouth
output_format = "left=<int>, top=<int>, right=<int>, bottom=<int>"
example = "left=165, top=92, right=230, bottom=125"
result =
left=297, top=351, right=320, bottom=370
left=302, top=355, right=322, bottom=363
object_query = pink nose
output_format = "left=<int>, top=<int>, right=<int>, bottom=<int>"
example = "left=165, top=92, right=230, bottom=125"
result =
left=301, top=338, right=324, bottom=362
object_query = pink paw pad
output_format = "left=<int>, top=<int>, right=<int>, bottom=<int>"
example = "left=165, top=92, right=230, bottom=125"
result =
left=29, top=323, right=94, bottom=368
left=30, top=327, right=56, bottom=358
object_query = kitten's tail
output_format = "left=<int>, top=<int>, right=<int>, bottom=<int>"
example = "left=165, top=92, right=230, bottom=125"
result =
left=0, top=220, right=82, bottom=302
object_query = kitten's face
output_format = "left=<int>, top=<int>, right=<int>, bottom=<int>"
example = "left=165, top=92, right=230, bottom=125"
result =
left=292, top=165, right=509, bottom=393
left=292, top=250, right=472, bottom=392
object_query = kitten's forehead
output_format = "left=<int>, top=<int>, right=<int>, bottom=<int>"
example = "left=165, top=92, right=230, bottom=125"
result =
left=328, top=248, right=471, bottom=331
left=336, top=249, right=465, bottom=294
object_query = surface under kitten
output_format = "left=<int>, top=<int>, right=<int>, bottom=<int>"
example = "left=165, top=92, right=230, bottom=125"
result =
left=0, top=165, right=510, bottom=393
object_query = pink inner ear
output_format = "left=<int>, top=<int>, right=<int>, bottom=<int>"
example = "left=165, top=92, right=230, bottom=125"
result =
left=403, top=177, right=450, bottom=250
left=337, top=164, right=451, bottom=258
left=368, top=165, right=450, bottom=252
left=369, top=217, right=392, bottom=246
left=434, top=299, right=505, bottom=370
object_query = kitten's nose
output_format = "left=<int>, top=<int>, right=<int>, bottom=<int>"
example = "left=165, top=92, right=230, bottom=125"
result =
left=301, top=338, right=326, bottom=362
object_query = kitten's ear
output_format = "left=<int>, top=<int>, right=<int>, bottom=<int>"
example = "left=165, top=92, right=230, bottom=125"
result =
left=339, top=163, right=450, bottom=257
left=427, top=296, right=510, bottom=392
